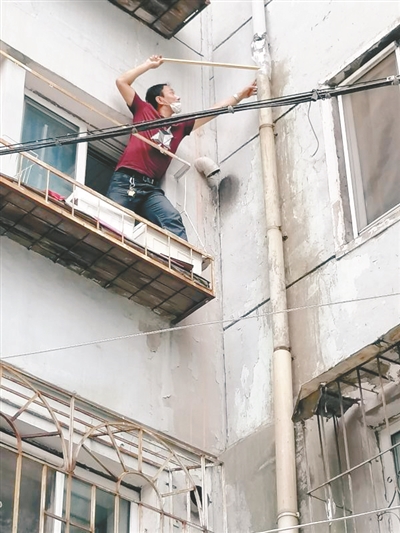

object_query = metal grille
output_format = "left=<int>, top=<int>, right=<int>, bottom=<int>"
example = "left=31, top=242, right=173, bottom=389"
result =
left=295, top=328, right=400, bottom=532
left=0, top=362, right=223, bottom=532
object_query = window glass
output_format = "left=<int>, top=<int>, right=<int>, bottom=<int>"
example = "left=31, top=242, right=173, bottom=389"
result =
left=18, top=457, right=43, bottom=533
left=85, top=147, right=115, bottom=196
left=392, top=430, right=400, bottom=488
left=65, top=478, right=92, bottom=528
left=0, top=448, right=17, bottom=533
left=342, top=51, right=400, bottom=228
left=21, top=98, right=79, bottom=197
left=95, top=488, right=115, bottom=533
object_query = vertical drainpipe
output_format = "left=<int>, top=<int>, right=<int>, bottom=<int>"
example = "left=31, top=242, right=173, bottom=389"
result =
left=251, top=1, right=299, bottom=531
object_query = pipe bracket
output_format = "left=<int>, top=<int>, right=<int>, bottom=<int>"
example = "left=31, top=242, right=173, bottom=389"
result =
left=259, top=122, right=274, bottom=130
left=273, top=346, right=291, bottom=353
left=277, top=511, right=300, bottom=520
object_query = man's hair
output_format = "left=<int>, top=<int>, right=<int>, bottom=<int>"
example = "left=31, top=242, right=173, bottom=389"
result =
left=145, top=83, right=168, bottom=110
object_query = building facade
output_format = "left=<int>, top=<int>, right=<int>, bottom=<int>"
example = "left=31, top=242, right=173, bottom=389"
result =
left=1, top=1, right=399, bottom=532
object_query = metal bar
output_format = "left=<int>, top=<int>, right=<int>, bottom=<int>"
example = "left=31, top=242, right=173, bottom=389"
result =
left=90, top=484, right=96, bottom=533
left=65, top=474, right=72, bottom=533
left=358, top=369, right=381, bottom=533
left=12, top=453, right=22, bottom=533
left=39, top=464, right=47, bottom=533
left=337, top=381, right=357, bottom=533
left=377, top=357, right=391, bottom=433
left=308, top=440, right=400, bottom=494
left=151, top=452, right=174, bottom=482
left=114, top=495, right=119, bottom=533
left=81, top=443, right=119, bottom=480
left=377, top=354, right=400, bottom=365
left=10, top=392, right=40, bottom=421
left=138, top=429, right=143, bottom=473
left=358, top=365, right=391, bottom=380
left=106, top=425, right=128, bottom=473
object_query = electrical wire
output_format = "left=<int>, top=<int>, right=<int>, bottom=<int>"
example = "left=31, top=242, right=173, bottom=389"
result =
left=254, top=504, right=400, bottom=533
left=0, top=292, right=398, bottom=361
left=307, top=101, right=320, bottom=157
left=0, top=75, right=398, bottom=157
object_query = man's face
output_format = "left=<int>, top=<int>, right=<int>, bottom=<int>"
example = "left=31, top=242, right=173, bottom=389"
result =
left=160, top=85, right=180, bottom=105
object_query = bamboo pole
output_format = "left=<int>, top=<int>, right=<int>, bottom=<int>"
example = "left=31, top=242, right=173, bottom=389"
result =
left=0, top=49, right=190, bottom=167
left=162, top=57, right=259, bottom=71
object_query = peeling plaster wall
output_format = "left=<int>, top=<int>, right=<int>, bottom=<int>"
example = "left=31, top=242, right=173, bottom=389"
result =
left=210, top=1, right=400, bottom=531
left=0, top=0, right=225, bottom=454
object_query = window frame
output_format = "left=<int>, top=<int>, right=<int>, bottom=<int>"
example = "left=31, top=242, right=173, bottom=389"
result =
left=321, top=35, right=400, bottom=257
left=337, top=41, right=400, bottom=238
left=378, top=418, right=400, bottom=510
left=0, top=443, right=138, bottom=533
left=23, top=90, right=89, bottom=185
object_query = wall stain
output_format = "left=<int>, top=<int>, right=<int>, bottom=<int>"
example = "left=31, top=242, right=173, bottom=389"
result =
left=219, top=174, right=240, bottom=208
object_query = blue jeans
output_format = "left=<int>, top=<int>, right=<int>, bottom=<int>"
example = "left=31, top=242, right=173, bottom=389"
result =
left=106, top=171, right=188, bottom=240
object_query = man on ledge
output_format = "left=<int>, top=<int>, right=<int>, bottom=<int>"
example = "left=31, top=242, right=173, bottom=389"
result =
left=106, top=54, right=257, bottom=241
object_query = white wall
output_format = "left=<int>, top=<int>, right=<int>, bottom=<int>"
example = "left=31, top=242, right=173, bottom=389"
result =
left=0, top=0, right=226, bottom=455
left=210, top=1, right=400, bottom=530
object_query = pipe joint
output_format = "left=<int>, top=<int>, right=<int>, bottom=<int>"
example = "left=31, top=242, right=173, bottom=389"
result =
left=273, top=346, right=291, bottom=353
left=277, top=510, right=300, bottom=521
left=259, top=122, right=274, bottom=130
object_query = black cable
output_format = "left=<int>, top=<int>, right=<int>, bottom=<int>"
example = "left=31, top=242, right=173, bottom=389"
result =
left=0, top=74, right=398, bottom=156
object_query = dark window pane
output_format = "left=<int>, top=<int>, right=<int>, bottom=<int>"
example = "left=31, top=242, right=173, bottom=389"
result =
left=95, top=488, right=115, bottom=533
left=65, top=478, right=91, bottom=528
left=44, top=516, right=66, bottom=533
left=344, top=52, right=400, bottom=226
left=0, top=448, right=17, bottom=533
left=85, top=148, right=116, bottom=196
left=392, top=430, right=400, bottom=489
left=21, top=99, right=79, bottom=197
left=118, top=499, right=130, bottom=533
left=18, top=456, right=43, bottom=533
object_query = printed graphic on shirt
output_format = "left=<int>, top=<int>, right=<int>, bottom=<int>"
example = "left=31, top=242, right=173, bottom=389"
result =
left=151, top=127, right=174, bottom=149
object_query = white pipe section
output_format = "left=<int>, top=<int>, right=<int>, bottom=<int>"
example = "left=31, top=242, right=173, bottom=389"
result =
left=251, top=1, right=299, bottom=532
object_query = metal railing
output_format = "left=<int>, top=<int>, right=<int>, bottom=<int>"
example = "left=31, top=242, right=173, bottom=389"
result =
left=0, top=138, right=214, bottom=290
left=0, top=362, right=222, bottom=533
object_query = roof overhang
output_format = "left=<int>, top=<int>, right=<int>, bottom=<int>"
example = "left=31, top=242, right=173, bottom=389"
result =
left=108, top=0, right=210, bottom=39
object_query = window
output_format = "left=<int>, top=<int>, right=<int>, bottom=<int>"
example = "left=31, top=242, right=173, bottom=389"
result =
left=20, top=95, right=117, bottom=198
left=391, top=429, right=400, bottom=491
left=294, top=329, right=400, bottom=532
left=0, top=449, right=131, bottom=533
left=338, top=42, right=400, bottom=236
left=21, top=97, right=81, bottom=197
left=0, top=362, right=220, bottom=533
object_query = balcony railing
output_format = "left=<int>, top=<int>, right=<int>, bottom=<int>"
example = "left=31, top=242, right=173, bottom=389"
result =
left=0, top=139, right=215, bottom=323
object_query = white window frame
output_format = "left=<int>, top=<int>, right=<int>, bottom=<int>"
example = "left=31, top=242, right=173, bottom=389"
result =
left=378, top=418, right=400, bottom=511
left=337, top=42, right=400, bottom=238
left=321, top=37, right=400, bottom=257
left=23, top=89, right=88, bottom=184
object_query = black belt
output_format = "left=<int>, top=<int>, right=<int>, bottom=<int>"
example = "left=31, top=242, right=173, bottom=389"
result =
left=118, top=167, right=155, bottom=185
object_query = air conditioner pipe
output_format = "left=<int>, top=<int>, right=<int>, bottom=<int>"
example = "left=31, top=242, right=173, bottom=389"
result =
left=251, top=1, right=299, bottom=531
left=194, top=156, right=221, bottom=178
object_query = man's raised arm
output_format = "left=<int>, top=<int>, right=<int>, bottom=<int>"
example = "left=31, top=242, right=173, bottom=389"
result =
left=116, top=55, right=164, bottom=106
left=193, top=80, right=257, bottom=131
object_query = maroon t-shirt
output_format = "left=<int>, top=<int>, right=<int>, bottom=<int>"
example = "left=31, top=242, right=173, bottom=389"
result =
left=116, top=93, right=195, bottom=180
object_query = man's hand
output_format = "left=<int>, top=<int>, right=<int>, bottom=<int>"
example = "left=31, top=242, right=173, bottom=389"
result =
left=237, top=80, right=257, bottom=100
left=146, top=55, right=164, bottom=69
left=193, top=80, right=257, bottom=130
left=116, top=55, right=164, bottom=106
